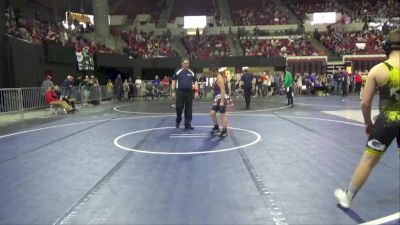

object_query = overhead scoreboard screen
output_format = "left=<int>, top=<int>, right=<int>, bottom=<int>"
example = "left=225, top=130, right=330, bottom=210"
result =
left=184, top=16, right=207, bottom=29
left=311, top=12, right=336, bottom=25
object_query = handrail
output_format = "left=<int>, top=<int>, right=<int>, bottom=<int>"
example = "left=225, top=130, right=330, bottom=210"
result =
left=0, top=86, right=110, bottom=117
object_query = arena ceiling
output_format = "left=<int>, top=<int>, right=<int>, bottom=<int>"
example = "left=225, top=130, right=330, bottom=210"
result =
left=15, top=0, right=159, bottom=19
left=34, top=0, right=93, bottom=14
left=33, top=0, right=145, bottom=15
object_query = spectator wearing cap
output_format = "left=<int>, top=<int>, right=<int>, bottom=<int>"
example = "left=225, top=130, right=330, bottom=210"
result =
left=61, top=75, right=74, bottom=97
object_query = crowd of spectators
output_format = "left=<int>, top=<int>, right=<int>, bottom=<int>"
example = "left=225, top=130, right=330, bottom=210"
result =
left=210, top=0, right=224, bottom=26
left=6, top=6, right=67, bottom=45
left=292, top=69, right=369, bottom=97
left=282, top=0, right=340, bottom=22
left=110, top=74, right=173, bottom=101
left=5, top=5, right=178, bottom=59
left=120, top=29, right=177, bottom=59
left=6, top=0, right=396, bottom=61
left=5, top=6, right=113, bottom=54
left=314, top=27, right=385, bottom=56
left=229, top=0, right=289, bottom=25
left=337, top=0, right=400, bottom=19
left=182, top=33, right=231, bottom=59
left=240, top=34, right=319, bottom=57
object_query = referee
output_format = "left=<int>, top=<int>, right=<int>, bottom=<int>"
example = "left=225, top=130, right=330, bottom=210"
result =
left=239, top=67, right=256, bottom=109
left=171, top=57, right=198, bottom=129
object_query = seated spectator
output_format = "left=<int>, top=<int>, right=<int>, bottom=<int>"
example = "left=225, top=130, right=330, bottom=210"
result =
left=45, top=86, right=75, bottom=113
left=239, top=35, right=318, bottom=57
left=155, top=84, right=165, bottom=98
left=316, top=27, right=386, bottom=56
left=282, top=0, right=339, bottom=22
left=229, top=0, right=289, bottom=26
left=337, top=0, right=400, bottom=19
left=183, top=34, right=231, bottom=59
left=152, top=75, right=161, bottom=87
left=145, top=82, right=156, bottom=100
left=121, top=30, right=176, bottom=58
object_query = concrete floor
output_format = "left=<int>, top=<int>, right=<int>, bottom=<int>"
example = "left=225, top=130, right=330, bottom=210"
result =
left=0, top=95, right=398, bottom=225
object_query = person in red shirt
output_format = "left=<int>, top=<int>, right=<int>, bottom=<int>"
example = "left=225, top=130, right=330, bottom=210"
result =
left=161, top=75, right=170, bottom=97
left=46, top=86, right=74, bottom=113
left=354, top=71, right=363, bottom=95
left=261, top=72, right=270, bottom=97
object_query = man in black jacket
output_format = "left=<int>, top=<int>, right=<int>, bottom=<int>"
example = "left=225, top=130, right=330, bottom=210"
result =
left=239, top=68, right=256, bottom=109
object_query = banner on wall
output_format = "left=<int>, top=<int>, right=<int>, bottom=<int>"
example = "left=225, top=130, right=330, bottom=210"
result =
left=76, top=46, right=94, bottom=71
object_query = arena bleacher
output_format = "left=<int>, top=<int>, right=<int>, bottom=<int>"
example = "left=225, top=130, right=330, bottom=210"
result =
left=2, top=0, right=400, bottom=87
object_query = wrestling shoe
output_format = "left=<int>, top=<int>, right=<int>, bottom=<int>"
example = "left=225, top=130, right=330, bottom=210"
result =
left=219, top=129, right=228, bottom=137
left=334, top=188, right=352, bottom=209
left=210, top=126, right=220, bottom=134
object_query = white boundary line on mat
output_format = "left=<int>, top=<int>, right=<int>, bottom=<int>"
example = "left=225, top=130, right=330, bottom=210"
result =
left=359, top=212, right=400, bottom=225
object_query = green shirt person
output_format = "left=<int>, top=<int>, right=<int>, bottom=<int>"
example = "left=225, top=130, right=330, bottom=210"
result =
left=284, top=68, right=294, bottom=106
left=284, top=69, right=294, bottom=87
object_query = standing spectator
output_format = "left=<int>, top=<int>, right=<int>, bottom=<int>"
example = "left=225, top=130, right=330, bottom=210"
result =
left=123, top=79, right=130, bottom=100
left=171, top=57, right=198, bottom=129
left=239, top=68, right=256, bottom=109
left=82, top=76, right=91, bottom=106
left=61, top=75, right=73, bottom=97
left=106, top=79, right=114, bottom=100
left=90, top=76, right=101, bottom=105
left=161, top=75, right=170, bottom=98
left=230, top=76, right=237, bottom=98
left=41, top=75, right=54, bottom=96
left=269, top=74, right=275, bottom=96
left=342, top=69, right=349, bottom=96
left=354, top=71, right=363, bottom=95
left=198, top=75, right=207, bottom=99
left=256, top=75, right=263, bottom=98
left=128, top=77, right=135, bottom=100
left=295, top=73, right=303, bottom=95
left=261, top=72, right=269, bottom=97
left=115, top=74, right=123, bottom=101
left=284, top=67, right=294, bottom=106
left=360, top=70, right=368, bottom=99
left=333, top=70, right=343, bottom=95
left=277, top=72, right=285, bottom=96
left=135, top=75, right=143, bottom=97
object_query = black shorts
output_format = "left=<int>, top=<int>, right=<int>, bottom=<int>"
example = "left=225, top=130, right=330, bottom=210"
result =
left=211, top=97, right=229, bottom=113
left=366, top=112, right=400, bottom=155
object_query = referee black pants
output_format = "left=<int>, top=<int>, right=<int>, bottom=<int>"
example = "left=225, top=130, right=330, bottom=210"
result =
left=176, top=90, right=194, bottom=126
left=244, top=88, right=252, bottom=108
